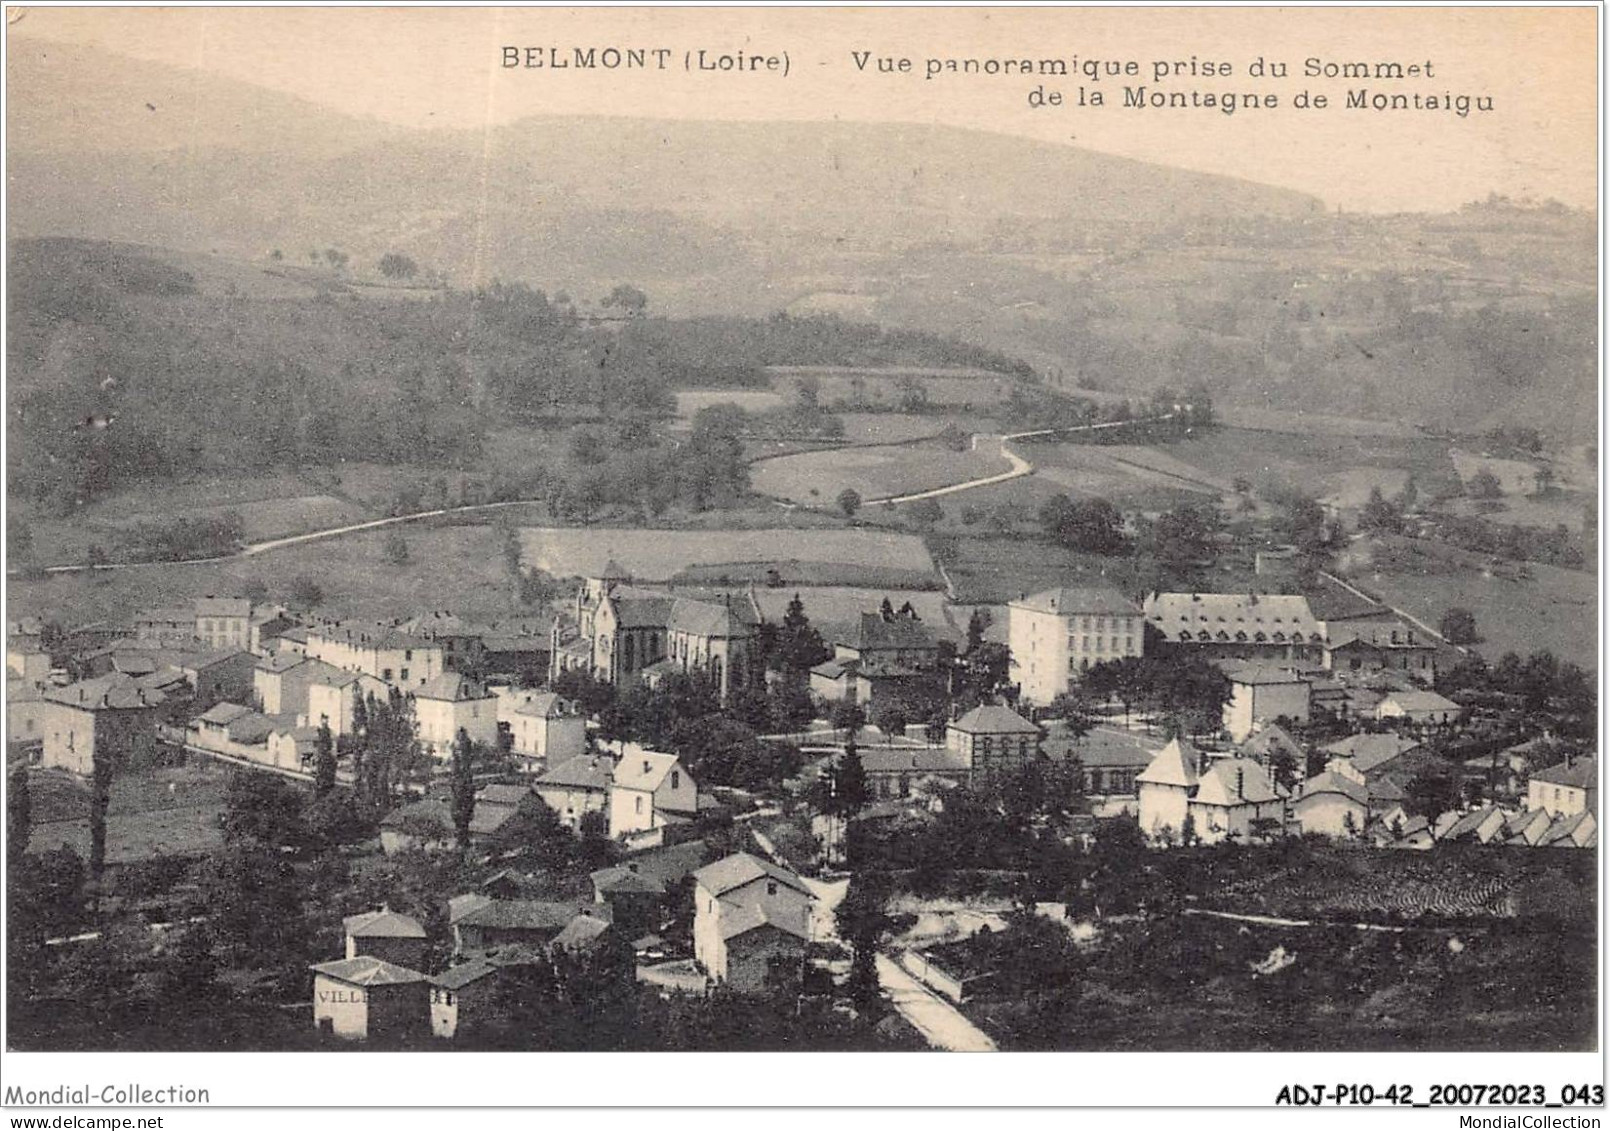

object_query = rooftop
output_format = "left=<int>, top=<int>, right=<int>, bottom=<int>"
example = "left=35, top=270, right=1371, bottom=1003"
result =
left=343, top=908, right=427, bottom=940
left=950, top=704, right=1039, bottom=736
left=693, top=852, right=812, bottom=900
left=1011, top=586, right=1139, bottom=618
left=1531, top=757, right=1596, bottom=791
left=309, top=955, right=426, bottom=988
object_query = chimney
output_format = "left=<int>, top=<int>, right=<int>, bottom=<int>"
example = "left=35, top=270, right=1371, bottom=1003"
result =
left=1236, top=767, right=1245, bottom=800
left=643, top=760, right=650, bottom=776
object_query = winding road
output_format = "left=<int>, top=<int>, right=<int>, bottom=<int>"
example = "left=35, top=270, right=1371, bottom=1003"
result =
left=865, top=413, right=1176, bottom=506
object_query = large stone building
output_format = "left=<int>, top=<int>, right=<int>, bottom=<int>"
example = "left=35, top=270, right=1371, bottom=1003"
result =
left=550, top=563, right=762, bottom=701
left=1143, top=591, right=1326, bottom=665
left=692, top=852, right=814, bottom=991
left=1008, top=586, right=1144, bottom=707
left=39, top=673, right=172, bottom=776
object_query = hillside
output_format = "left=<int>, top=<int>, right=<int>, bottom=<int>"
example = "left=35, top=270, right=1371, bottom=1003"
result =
left=7, top=39, right=1597, bottom=445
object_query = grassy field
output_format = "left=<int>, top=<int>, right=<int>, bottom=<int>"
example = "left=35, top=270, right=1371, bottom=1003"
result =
left=1161, top=429, right=1459, bottom=503
left=1365, top=562, right=1596, bottom=670
left=10, top=521, right=526, bottom=627
left=26, top=761, right=230, bottom=866
left=519, top=525, right=939, bottom=581
left=1029, top=442, right=1225, bottom=503
left=751, top=441, right=1004, bottom=503
left=1214, top=404, right=1423, bottom=437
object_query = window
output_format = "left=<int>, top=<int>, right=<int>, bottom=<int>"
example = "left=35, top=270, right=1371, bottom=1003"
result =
left=1126, top=636, right=1134, bottom=651
left=383, top=668, right=393, bottom=680
left=1081, top=617, right=1091, bottom=631
left=401, top=668, right=410, bottom=683
left=635, top=796, right=644, bottom=814
left=406, top=649, right=414, bottom=661
left=1082, top=635, right=1090, bottom=651
left=671, top=771, right=680, bottom=789
left=767, top=881, right=778, bottom=896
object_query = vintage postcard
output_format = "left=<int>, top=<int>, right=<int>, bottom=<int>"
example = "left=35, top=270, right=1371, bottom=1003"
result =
left=1, top=3, right=1601, bottom=1115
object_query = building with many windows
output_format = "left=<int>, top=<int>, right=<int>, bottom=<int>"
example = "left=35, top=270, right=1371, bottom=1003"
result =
left=1007, top=586, right=1144, bottom=707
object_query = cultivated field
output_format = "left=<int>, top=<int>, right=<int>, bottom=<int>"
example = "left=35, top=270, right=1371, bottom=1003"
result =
left=519, top=526, right=939, bottom=581
left=751, top=442, right=1005, bottom=503
left=26, top=761, right=229, bottom=866
left=1161, top=429, right=1460, bottom=503
left=674, top=389, right=788, bottom=417
left=1029, top=442, right=1226, bottom=502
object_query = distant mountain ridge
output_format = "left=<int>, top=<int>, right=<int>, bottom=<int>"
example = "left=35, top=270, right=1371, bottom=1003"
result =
left=8, top=38, right=1322, bottom=298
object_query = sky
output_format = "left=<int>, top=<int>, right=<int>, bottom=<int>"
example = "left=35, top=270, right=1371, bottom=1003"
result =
left=9, top=5, right=1599, bottom=213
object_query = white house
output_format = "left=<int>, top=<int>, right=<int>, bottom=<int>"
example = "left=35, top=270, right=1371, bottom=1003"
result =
left=1526, top=756, right=1597, bottom=818
left=413, top=672, right=498, bottom=759
left=304, top=669, right=389, bottom=738
left=533, top=753, right=614, bottom=831
left=428, top=958, right=502, bottom=1040
left=1222, top=664, right=1310, bottom=743
left=1375, top=690, right=1463, bottom=727
left=608, top=747, right=698, bottom=840
left=1187, top=758, right=1286, bottom=845
left=692, top=852, right=814, bottom=990
left=496, top=689, right=587, bottom=767
left=1136, top=738, right=1202, bottom=842
left=1291, top=770, right=1369, bottom=839
left=309, top=956, right=427, bottom=1042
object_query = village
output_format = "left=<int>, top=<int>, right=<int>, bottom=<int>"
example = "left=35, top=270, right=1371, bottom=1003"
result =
left=5, top=523, right=1596, bottom=1049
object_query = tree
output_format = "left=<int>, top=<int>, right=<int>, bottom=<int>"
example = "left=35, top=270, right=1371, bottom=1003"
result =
left=1404, top=765, right=1461, bottom=821
left=1439, top=606, right=1480, bottom=645
left=378, top=253, right=419, bottom=280
left=324, top=248, right=349, bottom=271
left=89, top=739, right=115, bottom=881
left=312, top=722, right=337, bottom=797
left=831, top=700, right=866, bottom=739
left=220, top=772, right=307, bottom=851
left=1357, top=486, right=1403, bottom=535
left=1468, top=469, right=1503, bottom=499
left=1039, top=493, right=1126, bottom=555
left=836, top=869, right=892, bottom=1013
left=383, top=530, right=410, bottom=566
left=7, top=762, right=31, bottom=864
left=907, top=497, right=943, bottom=529
left=828, top=740, right=871, bottom=821
left=965, top=608, right=991, bottom=654
left=837, top=488, right=862, bottom=518
left=451, top=728, right=476, bottom=851
left=286, top=575, right=325, bottom=612
left=601, top=284, right=649, bottom=318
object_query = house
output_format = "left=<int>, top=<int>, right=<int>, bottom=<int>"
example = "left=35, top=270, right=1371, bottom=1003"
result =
left=551, top=564, right=762, bottom=702
left=193, top=701, right=254, bottom=747
left=1144, top=592, right=1326, bottom=665
left=304, top=668, right=389, bottom=739
left=1375, top=690, right=1463, bottom=727
left=1291, top=770, right=1370, bottom=839
left=1187, top=758, right=1286, bottom=845
left=249, top=607, right=298, bottom=657
left=1440, top=807, right=1509, bottom=846
left=549, top=912, right=614, bottom=956
left=1136, top=738, right=1202, bottom=842
left=1505, top=806, right=1556, bottom=847
left=1537, top=810, right=1597, bottom=849
left=1321, top=733, right=1424, bottom=778
left=858, top=746, right=971, bottom=800
left=1008, top=586, right=1144, bottom=707
left=343, top=908, right=428, bottom=969
left=1323, top=620, right=1437, bottom=678
left=946, top=704, right=1041, bottom=778
left=413, top=672, right=498, bottom=758
left=478, top=625, right=552, bottom=685
left=495, top=689, right=586, bottom=767
left=1526, top=756, right=1596, bottom=818
left=1222, top=664, right=1310, bottom=742
left=808, top=604, right=937, bottom=707
left=253, top=653, right=325, bottom=717
left=132, top=606, right=198, bottom=647
left=267, top=723, right=321, bottom=772
left=310, top=956, right=428, bottom=1042
left=692, top=852, right=814, bottom=990
left=608, top=747, right=697, bottom=840
left=379, top=799, right=455, bottom=855
left=588, top=839, right=708, bottom=936
left=194, top=596, right=253, bottom=652
left=451, top=900, right=603, bottom=954
left=429, top=958, right=503, bottom=1040
left=397, top=611, right=486, bottom=673
left=39, top=673, right=169, bottom=776
left=304, top=621, right=446, bottom=691
left=470, top=783, right=540, bottom=841
left=533, top=753, right=613, bottom=831
left=1240, top=723, right=1305, bottom=783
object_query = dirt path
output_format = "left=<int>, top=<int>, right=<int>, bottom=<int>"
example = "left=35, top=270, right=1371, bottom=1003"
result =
left=10, top=497, right=549, bottom=577
left=874, top=953, right=998, bottom=1052
left=866, top=413, right=1177, bottom=506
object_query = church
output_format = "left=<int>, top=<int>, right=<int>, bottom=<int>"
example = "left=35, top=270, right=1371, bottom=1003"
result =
left=549, top=560, right=763, bottom=701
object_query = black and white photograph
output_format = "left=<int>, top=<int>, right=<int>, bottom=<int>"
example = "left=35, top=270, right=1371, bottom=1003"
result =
left=1, top=2, right=1601, bottom=1109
